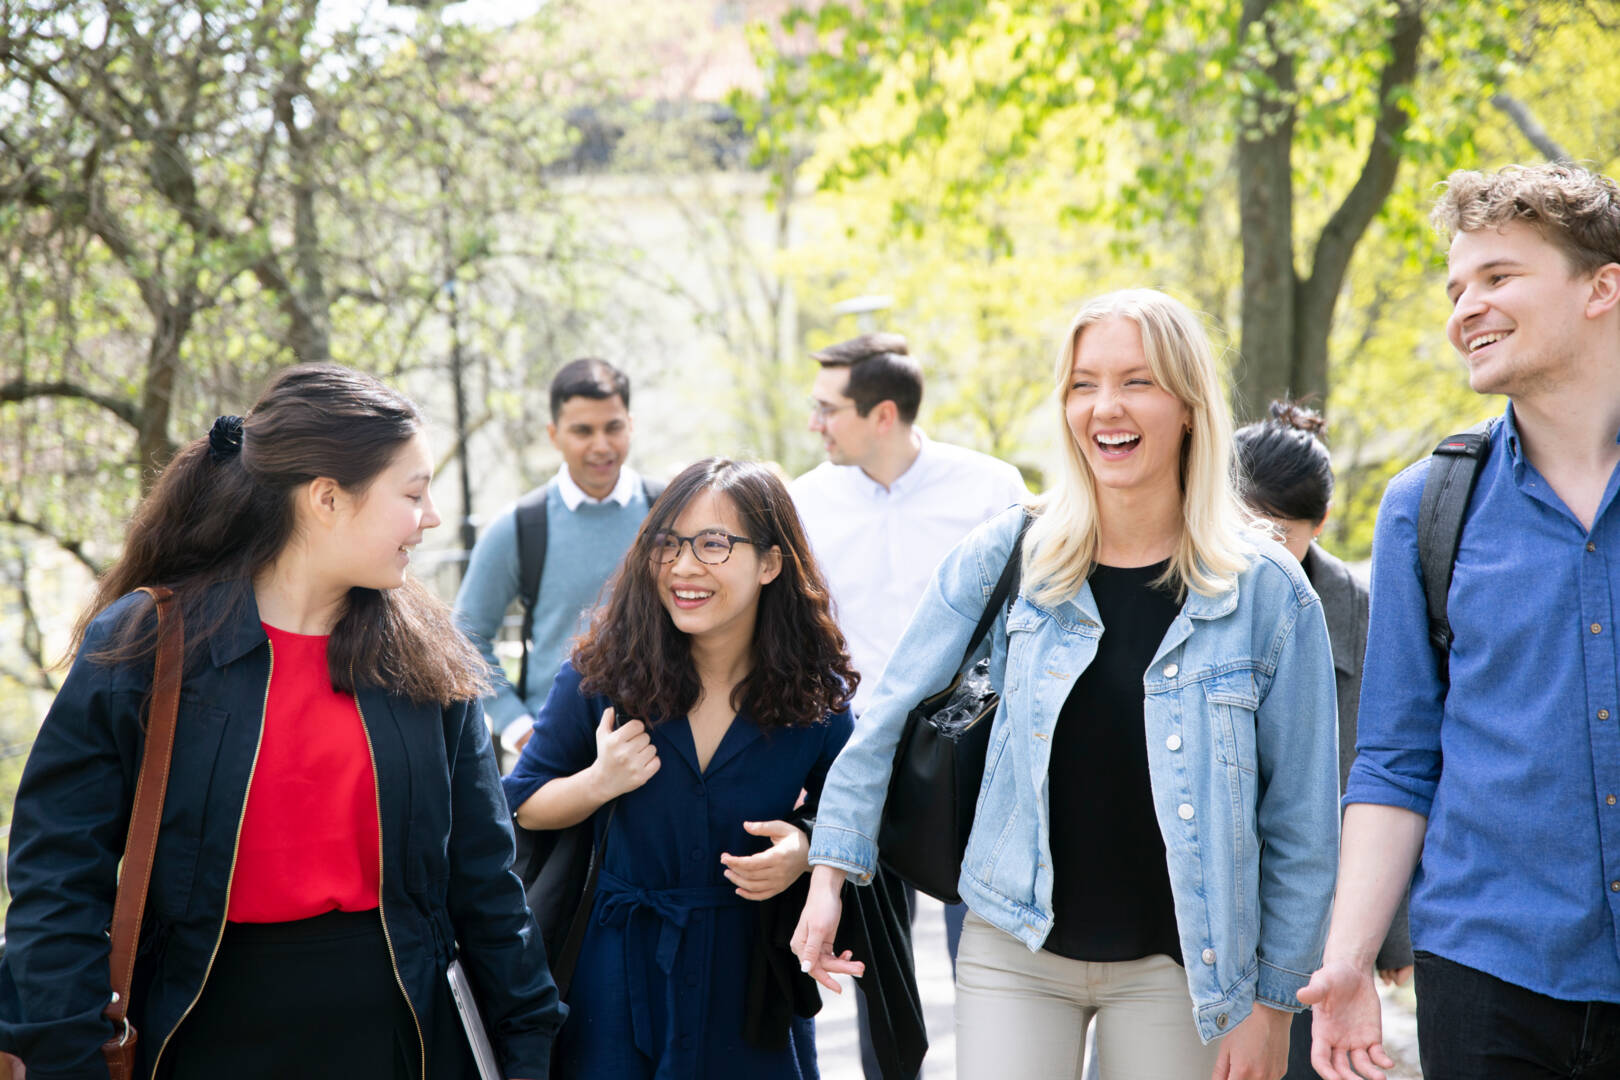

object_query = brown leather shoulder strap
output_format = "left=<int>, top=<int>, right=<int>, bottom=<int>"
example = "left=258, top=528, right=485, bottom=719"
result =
left=103, top=586, right=184, bottom=1034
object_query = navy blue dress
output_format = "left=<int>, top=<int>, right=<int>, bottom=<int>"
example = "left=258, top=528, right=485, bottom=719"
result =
left=504, top=662, right=853, bottom=1080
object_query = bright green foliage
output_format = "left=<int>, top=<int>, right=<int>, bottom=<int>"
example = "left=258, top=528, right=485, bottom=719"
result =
left=0, top=0, right=614, bottom=726
left=742, top=0, right=1620, bottom=558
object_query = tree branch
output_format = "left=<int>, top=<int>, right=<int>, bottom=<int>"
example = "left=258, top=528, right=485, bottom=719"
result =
left=1293, top=0, right=1424, bottom=407
left=0, top=510, right=104, bottom=576
left=1490, top=93, right=1572, bottom=163
left=1306, top=0, right=1424, bottom=301
left=0, top=379, right=140, bottom=427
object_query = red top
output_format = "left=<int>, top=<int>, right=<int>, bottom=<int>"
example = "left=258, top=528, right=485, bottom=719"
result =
left=227, top=624, right=381, bottom=922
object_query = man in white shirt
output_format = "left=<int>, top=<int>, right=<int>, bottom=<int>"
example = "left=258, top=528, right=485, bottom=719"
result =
left=791, top=333, right=1027, bottom=1078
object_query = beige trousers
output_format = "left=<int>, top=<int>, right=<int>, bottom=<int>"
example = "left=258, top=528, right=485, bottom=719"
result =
left=954, top=912, right=1219, bottom=1080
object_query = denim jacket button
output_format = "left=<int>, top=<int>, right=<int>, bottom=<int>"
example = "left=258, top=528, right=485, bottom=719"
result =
left=1216, top=1013, right=1228, bottom=1029
left=1166, top=734, right=1182, bottom=751
left=1177, top=803, right=1195, bottom=820
left=1163, top=662, right=1179, bottom=678
left=1201, top=947, right=1216, bottom=964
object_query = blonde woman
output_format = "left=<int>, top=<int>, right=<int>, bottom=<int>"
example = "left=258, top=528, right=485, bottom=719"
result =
left=792, top=290, right=1339, bottom=1079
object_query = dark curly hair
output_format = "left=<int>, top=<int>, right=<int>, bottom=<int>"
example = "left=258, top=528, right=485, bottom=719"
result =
left=571, top=457, right=857, bottom=730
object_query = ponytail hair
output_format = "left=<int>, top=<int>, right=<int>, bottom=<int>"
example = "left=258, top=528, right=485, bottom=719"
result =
left=1233, top=399, right=1334, bottom=525
left=72, top=363, right=489, bottom=706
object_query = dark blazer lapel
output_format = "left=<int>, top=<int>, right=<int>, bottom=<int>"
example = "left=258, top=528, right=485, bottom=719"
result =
left=1305, top=544, right=1358, bottom=676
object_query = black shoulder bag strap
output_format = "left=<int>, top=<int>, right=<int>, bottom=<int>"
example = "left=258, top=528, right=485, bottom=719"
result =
left=958, top=512, right=1032, bottom=671
left=1416, top=418, right=1497, bottom=681
left=512, top=481, right=555, bottom=703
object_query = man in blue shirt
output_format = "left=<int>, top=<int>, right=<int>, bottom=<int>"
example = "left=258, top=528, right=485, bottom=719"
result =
left=454, top=358, right=655, bottom=761
left=1302, top=164, right=1620, bottom=1078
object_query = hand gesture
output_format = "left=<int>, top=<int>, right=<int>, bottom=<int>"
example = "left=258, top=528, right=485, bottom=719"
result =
left=720, top=820, right=810, bottom=901
left=587, top=707, right=659, bottom=801
left=1209, top=1002, right=1291, bottom=1080
left=1298, top=959, right=1396, bottom=1080
left=790, top=865, right=864, bottom=992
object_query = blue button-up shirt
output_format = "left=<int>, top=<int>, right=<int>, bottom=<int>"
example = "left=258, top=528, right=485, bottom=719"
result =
left=1347, top=405, right=1620, bottom=1002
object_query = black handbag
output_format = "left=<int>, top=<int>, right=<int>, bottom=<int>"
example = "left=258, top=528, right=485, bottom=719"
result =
left=513, top=800, right=616, bottom=999
left=877, top=514, right=1029, bottom=904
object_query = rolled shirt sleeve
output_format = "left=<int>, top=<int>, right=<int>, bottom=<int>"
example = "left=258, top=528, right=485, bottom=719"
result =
left=1344, top=462, right=1444, bottom=816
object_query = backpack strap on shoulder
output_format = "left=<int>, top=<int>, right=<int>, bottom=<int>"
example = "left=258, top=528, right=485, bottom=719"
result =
left=1416, top=418, right=1498, bottom=681
left=512, top=475, right=658, bottom=703
left=511, top=481, right=554, bottom=703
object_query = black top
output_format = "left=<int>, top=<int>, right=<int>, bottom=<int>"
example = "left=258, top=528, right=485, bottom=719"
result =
left=1043, top=560, right=1184, bottom=963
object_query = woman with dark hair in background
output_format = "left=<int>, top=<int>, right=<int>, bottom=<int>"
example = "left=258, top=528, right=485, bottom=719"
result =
left=1233, top=399, right=1413, bottom=1080
left=504, top=457, right=858, bottom=1079
left=0, top=364, right=561, bottom=1079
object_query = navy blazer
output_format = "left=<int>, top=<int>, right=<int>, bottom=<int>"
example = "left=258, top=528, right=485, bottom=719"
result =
left=0, top=584, right=563, bottom=1079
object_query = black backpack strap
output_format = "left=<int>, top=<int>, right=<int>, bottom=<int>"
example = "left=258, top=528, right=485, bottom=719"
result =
left=959, top=511, right=1033, bottom=670
left=513, top=475, right=656, bottom=703
left=1416, top=418, right=1498, bottom=681
left=512, top=481, right=554, bottom=703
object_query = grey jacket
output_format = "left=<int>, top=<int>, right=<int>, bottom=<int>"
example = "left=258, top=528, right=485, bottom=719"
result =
left=1303, top=543, right=1413, bottom=971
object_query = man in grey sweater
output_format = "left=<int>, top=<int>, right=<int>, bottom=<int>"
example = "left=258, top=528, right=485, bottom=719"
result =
left=454, top=358, right=656, bottom=760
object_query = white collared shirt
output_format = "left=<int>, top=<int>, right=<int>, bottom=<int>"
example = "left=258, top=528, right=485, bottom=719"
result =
left=790, top=432, right=1028, bottom=714
left=554, top=463, right=640, bottom=510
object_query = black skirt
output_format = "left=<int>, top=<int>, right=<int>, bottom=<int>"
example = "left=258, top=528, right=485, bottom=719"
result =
left=161, top=908, right=473, bottom=1080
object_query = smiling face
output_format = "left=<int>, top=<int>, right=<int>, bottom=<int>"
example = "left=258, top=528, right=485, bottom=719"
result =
left=1445, top=221, right=1599, bottom=398
left=331, top=430, right=441, bottom=591
left=653, top=488, right=781, bottom=652
left=549, top=394, right=631, bottom=500
left=1065, top=316, right=1192, bottom=502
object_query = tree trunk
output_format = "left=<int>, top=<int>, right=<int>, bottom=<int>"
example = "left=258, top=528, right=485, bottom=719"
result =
left=137, top=302, right=189, bottom=491
left=1294, top=1, right=1424, bottom=412
left=1234, top=0, right=1298, bottom=423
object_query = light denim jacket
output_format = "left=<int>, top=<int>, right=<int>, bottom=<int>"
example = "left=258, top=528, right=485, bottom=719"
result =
left=809, top=507, right=1339, bottom=1042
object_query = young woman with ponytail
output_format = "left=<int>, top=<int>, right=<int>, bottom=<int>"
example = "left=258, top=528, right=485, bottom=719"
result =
left=0, top=364, right=561, bottom=1080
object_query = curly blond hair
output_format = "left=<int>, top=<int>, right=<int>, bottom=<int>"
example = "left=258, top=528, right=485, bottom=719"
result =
left=1433, top=164, right=1620, bottom=274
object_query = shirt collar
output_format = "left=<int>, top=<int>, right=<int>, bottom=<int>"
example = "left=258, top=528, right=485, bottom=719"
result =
left=856, top=430, right=931, bottom=495
left=1503, top=402, right=1525, bottom=468
left=554, top=463, right=638, bottom=510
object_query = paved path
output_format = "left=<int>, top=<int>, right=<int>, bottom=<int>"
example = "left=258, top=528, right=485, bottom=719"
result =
left=814, top=896, right=1422, bottom=1079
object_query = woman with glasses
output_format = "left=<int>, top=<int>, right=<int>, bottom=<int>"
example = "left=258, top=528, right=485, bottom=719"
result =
left=503, top=457, right=858, bottom=1079
left=793, top=290, right=1340, bottom=1079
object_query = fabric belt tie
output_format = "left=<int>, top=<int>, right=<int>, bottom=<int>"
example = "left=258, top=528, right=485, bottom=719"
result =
left=595, top=870, right=749, bottom=1067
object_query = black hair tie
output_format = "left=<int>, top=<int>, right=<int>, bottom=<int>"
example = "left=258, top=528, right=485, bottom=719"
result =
left=208, top=415, right=245, bottom=464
